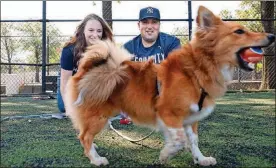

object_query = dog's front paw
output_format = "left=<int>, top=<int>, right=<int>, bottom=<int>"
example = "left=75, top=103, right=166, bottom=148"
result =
left=91, top=157, right=109, bottom=166
left=159, top=151, right=169, bottom=164
left=196, top=156, right=216, bottom=166
left=159, top=149, right=177, bottom=164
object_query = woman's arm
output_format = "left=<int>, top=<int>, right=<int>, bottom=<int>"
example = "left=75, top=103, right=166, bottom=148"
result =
left=60, top=45, right=74, bottom=101
left=60, top=68, right=73, bottom=101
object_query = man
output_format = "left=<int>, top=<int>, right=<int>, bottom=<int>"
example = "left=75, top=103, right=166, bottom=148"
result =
left=124, top=6, right=181, bottom=64
left=120, top=6, right=181, bottom=124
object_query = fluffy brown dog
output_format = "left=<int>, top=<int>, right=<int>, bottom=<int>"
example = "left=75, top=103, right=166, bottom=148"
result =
left=64, top=6, right=275, bottom=166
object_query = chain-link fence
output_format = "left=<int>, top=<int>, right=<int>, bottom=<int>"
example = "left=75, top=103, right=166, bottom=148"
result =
left=1, top=1, right=275, bottom=96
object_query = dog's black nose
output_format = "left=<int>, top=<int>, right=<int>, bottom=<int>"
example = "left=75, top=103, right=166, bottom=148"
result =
left=267, top=34, right=275, bottom=43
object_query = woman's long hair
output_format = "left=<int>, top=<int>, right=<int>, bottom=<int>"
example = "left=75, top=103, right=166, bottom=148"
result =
left=64, top=14, right=114, bottom=64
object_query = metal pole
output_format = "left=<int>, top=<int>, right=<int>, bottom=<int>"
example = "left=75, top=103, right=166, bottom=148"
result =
left=188, top=1, right=192, bottom=41
left=47, top=36, right=49, bottom=75
left=238, top=69, right=241, bottom=83
left=42, top=1, right=47, bottom=94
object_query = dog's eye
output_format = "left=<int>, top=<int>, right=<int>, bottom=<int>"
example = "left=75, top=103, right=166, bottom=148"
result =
left=234, top=29, right=245, bottom=34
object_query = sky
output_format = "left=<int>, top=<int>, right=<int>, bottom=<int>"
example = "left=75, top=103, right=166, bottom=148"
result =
left=1, top=1, right=242, bottom=44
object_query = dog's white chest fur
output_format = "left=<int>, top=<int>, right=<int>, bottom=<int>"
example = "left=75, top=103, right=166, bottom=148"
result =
left=220, top=64, right=234, bottom=82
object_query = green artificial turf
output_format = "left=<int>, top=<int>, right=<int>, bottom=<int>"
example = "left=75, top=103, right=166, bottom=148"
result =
left=1, top=91, right=275, bottom=167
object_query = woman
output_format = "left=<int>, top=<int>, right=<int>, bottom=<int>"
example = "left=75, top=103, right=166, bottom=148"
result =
left=56, top=14, right=114, bottom=118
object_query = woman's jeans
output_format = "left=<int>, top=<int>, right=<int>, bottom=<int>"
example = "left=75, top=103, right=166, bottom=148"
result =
left=57, top=73, right=65, bottom=113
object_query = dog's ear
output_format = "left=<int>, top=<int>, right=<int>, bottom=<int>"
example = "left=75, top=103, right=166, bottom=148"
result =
left=197, top=6, right=220, bottom=29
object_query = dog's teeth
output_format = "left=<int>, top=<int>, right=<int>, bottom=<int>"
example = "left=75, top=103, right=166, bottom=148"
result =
left=248, top=63, right=255, bottom=69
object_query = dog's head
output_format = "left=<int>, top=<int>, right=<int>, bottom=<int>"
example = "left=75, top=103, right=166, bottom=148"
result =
left=193, top=6, right=275, bottom=72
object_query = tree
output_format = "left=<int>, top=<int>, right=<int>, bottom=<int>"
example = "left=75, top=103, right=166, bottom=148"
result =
left=236, top=1, right=264, bottom=32
left=95, top=1, right=120, bottom=30
left=172, top=9, right=235, bottom=50
left=1, top=23, right=21, bottom=74
left=102, top=1, right=113, bottom=29
left=219, top=9, right=233, bottom=19
left=171, top=27, right=189, bottom=45
left=260, top=1, right=275, bottom=89
left=220, top=1, right=275, bottom=89
left=47, top=35, right=65, bottom=64
left=16, top=23, right=62, bottom=82
left=236, top=1, right=275, bottom=89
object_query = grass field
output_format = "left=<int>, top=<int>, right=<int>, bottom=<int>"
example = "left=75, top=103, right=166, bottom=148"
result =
left=1, top=91, right=275, bottom=167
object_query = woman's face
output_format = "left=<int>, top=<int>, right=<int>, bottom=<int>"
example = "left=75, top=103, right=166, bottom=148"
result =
left=84, top=19, right=103, bottom=46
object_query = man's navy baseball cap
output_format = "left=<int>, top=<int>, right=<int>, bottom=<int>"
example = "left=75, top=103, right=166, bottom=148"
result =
left=139, top=6, right=160, bottom=21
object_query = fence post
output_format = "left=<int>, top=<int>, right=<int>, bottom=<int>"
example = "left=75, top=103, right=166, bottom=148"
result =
left=42, top=1, right=47, bottom=94
left=47, top=36, right=49, bottom=75
left=188, top=1, right=192, bottom=41
left=238, top=68, right=241, bottom=82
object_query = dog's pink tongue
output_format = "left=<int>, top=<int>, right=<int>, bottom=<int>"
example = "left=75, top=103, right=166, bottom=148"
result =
left=240, top=47, right=263, bottom=63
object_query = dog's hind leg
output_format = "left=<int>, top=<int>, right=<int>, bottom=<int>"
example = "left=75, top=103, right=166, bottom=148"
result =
left=78, top=115, right=109, bottom=166
left=185, top=123, right=217, bottom=166
left=159, top=127, right=187, bottom=164
left=157, top=116, right=189, bottom=164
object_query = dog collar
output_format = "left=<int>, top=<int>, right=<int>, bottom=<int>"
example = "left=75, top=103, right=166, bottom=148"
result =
left=198, top=88, right=208, bottom=111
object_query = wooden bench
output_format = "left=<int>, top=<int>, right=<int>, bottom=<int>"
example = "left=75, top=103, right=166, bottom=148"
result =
left=45, top=76, right=58, bottom=93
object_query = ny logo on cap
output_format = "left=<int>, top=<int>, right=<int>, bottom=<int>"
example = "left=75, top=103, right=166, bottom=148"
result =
left=147, top=7, right=154, bottom=14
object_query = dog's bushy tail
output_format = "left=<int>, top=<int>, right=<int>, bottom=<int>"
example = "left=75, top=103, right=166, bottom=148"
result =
left=74, top=40, right=133, bottom=106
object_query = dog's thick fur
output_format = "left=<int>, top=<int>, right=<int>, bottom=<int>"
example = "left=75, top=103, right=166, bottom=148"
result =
left=64, top=6, right=275, bottom=166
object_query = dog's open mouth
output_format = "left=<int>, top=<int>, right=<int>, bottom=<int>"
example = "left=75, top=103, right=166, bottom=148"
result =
left=236, top=47, right=264, bottom=71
